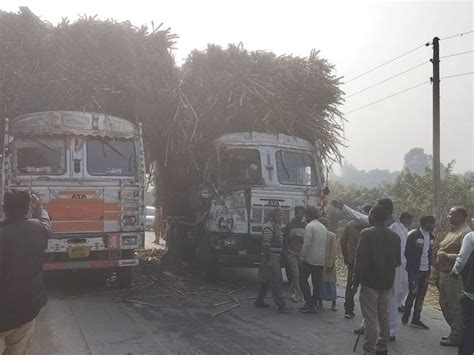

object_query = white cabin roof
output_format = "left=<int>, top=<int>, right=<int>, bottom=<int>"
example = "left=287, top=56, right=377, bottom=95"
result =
left=10, top=111, right=139, bottom=139
left=215, top=132, right=315, bottom=151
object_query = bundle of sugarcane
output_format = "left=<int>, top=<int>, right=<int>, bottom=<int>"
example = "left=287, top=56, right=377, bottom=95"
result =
left=0, top=7, right=177, bottom=148
left=156, top=44, right=345, bottom=216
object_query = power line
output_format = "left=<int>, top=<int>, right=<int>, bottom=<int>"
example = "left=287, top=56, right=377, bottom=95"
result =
left=345, top=61, right=429, bottom=99
left=344, top=43, right=428, bottom=84
left=440, top=30, right=474, bottom=41
left=344, top=81, right=430, bottom=115
left=441, top=71, right=474, bottom=80
left=345, top=72, right=473, bottom=115
left=440, top=49, right=474, bottom=59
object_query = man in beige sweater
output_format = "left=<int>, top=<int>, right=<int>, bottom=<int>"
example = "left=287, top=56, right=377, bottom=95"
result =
left=436, top=206, right=472, bottom=347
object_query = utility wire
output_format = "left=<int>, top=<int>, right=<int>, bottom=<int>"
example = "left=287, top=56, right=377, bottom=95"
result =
left=440, top=30, right=474, bottom=41
left=440, top=49, right=474, bottom=59
left=345, top=72, right=473, bottom=115
left=345, top=61, right=429, bottom=99
left=346, top=31, right=473, bottom=83
left=344, top=43, right=428, bottom=84
left=441, top=72, right=474, bottom=80
left=345, top=81, right=430, bottom=115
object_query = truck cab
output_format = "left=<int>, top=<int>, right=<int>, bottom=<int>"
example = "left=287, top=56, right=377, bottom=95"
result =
left=1, top=111, right=146, bottom=288
left=192, top=132, right=327, bottom=274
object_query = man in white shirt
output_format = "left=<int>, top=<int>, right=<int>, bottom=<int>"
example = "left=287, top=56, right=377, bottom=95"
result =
left=391, top=212, right=414, bottom=311
left=388, top=212, right=414, bottom=341
left=299, top=207, right=327, bottom=314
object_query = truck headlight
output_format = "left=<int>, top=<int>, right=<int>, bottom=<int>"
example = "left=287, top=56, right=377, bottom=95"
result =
left=123, top=215, right=137, bottom=226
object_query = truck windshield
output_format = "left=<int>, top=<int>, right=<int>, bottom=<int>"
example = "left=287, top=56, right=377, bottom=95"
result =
left=87, top=138, right=137, bottom=176
left=14, top=137, right=66, bottom=175
left=220, top=149, right=262, bottom=184
left=276, top=150, right=317, bottom=186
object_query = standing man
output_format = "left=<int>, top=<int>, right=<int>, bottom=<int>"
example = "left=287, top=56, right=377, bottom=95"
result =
left=283, top=206, right=306, bottom=302
left=391, top=212, right=414, bottom=314
left=340, top=205, right=371, bottom=318
left=352, top=205, right=401, bottom=355
left=402, top=215, right=435, bottom=330
left=451, top=231, right=474, bottom=355
left=319, top=217, right=338, bottom=311
left=0, top=191, right=51, bottom=355
left=437, top=206, right=472, bottom=347
left=255, top=208, right=290, bottom=312
left=299, top=207, right=327, bottom=314
left=388, top=211, right=414, bottom=340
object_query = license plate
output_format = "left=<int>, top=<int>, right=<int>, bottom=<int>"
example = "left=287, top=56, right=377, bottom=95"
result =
left=68, top=246, right=91, bottom=258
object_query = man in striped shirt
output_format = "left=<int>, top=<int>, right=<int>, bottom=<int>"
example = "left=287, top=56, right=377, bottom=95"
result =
left=255, top=208, right=289, bottom=312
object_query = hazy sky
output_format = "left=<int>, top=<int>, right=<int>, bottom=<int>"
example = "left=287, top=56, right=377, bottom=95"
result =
left=2, top=0, right=473, bottom=173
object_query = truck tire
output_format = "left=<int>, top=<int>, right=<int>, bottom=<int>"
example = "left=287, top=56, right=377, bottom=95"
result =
left=117, top=267, right=133, bottom=289
left=196, top=235, right=218, bottom=280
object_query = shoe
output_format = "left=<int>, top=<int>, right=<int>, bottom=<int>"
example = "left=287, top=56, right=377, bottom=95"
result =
left=410, top=319, right=429, bottom=330
left=389, top=336, right=396, bottom=342
left=254, top=302, right=270, bottom=308
left=345, top=311, right=355, bottom=319
left=401, top=314, right=409, bottom=325
left=353, top=328, right=364, bottom=335
left=440, top=338, right=460, bottom=347
left=278, top=305, right=293, bottom=313
left=300, top=306, right=317, bottom=313
left=441, top=336, right=448, bottom=341
left=398, top=306, right=405, bottom=313
left=298, top=303, right=309, bottom=311
left=375, top=351, right=387, bottom=355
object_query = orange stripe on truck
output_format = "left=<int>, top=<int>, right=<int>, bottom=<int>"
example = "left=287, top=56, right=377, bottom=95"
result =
left=52, top=221, right=103, bottom=232
left=47, top=200, right=104, bottom=221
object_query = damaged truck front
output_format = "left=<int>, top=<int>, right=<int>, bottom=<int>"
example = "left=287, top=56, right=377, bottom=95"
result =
left=1, top=111, right=146, bottom=288
left=167, top=132, right=328, bottom=277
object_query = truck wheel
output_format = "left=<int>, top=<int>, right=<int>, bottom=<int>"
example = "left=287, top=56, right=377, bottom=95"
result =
left=196, top=236, right=218, bottom=280
left=117, top=267, right=133, bottom=289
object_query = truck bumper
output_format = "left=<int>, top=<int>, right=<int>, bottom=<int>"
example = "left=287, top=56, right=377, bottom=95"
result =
left=43, top=258, right=139, bottom=271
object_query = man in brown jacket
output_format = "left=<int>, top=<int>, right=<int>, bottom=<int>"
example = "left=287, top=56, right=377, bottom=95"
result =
left=340, top=205, right=371, bottom=318
left=352, top=205, right=401, bottom=355
left=436, top=206, right=472, bottom=347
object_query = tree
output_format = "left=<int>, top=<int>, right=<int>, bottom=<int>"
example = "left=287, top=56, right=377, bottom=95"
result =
left=330, top=161, right=398, bottom=188
left=403, top=148, right=432, bottom=174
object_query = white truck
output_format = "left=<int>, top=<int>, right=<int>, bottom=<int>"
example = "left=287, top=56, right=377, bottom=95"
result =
left=1, top=111, right=146, bottom=288
left=166, top=132, right=328, bottom=277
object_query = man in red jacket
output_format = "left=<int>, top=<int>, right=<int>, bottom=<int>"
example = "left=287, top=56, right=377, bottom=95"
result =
left=0, top=190, right=51, bottom=355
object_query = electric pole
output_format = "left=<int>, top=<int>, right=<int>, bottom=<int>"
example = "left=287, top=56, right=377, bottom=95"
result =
left=431, top=37, right=441, bottom=217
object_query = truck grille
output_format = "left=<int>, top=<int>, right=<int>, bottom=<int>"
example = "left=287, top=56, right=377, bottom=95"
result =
left=251, top=207, right=291, bottom=225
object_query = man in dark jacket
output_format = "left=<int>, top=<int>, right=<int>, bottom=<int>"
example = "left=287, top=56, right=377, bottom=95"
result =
left=402, top=215, right=435, bottom=329
left=0, top=190, right=51, bottom=354
left=283, top=206, right=306, bottom=302
left=451, top=231, right=474, bottom=355
left=352, top=205, right=400, bottom=355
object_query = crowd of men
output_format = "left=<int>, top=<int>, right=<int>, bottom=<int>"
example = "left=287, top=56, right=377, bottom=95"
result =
left=255, top=198, right=473, bottom=355
left=0, top=189, right=473, bottom=355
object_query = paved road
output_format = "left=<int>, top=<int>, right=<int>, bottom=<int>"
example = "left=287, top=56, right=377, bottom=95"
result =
left=1, top=233, right=459, bottom=354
